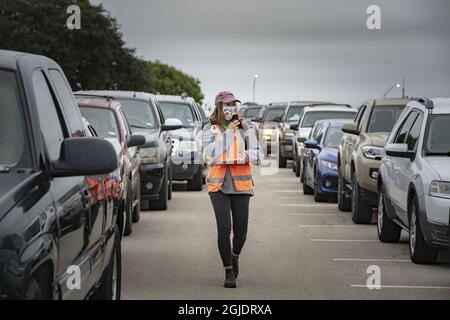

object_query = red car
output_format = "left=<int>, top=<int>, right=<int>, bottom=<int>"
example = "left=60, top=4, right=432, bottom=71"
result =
left=78, top=98, right=145, bottom=236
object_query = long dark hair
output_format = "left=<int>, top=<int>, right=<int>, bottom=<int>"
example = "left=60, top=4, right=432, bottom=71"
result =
left=208, top=103, right=226, bottom=126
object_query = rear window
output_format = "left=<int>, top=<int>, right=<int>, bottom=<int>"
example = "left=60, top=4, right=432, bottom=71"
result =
left=0, top=70, right=30, bottom=169
left=159, top=101, right=195, bottom=126
left=80, top=107, right=120, bottom=141
left=367, top=105, right=405, bottom=133
left=301, top=111, right=356, bottom=128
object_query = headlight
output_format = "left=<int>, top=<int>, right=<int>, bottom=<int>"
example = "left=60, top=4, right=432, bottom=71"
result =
left=139, top=147, right=160, bottom=164
left=321, top=160, right=338, bottom=171
left=429, top=181, right=450, bottom=199
left=262, top=128, right=276, bottom=140
left=180, top=140, right=198, bottom=153
left=362, top=146, right=383, bottom=160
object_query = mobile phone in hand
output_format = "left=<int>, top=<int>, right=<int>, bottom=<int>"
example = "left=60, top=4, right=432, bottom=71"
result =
left=231, top=114, right=243, bottom=128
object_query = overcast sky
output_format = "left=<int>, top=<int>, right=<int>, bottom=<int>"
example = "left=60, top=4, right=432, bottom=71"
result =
left=91, top=0, right=450, bottom=107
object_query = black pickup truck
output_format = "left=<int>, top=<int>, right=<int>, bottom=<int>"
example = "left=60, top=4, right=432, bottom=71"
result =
left=0, top=50, right=121, bottom=300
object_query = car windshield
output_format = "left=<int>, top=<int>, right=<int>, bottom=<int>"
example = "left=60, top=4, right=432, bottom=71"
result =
left=424, top=114, right=450, bottom=155
left=264, top=108, right=286, bottom=121
left=159, top=101, right=195, bottom=126
left=0, top=70, right=29, bottom=170
left=80, top=107, right=120, bottom=140
left=116, top=98, right=159, bottom=130
left=323, top=126, right=344, bottom=148
left=285, top=105, right=305, bottom=122
left=367, top=105, right=405, bottom=133
left=301, top=111, right=355, bottom=128
left=241, top=107, right=261, bottom=119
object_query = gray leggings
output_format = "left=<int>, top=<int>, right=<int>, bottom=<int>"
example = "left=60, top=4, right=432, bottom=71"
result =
left=209, top=191, right=251, bottom=267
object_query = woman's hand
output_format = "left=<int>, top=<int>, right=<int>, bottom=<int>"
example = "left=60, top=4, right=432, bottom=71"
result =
left=227, top=120, right=240, bottom=130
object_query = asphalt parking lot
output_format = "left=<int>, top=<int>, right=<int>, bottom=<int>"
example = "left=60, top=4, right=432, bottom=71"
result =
left=122, top=164, right=450, bottom=300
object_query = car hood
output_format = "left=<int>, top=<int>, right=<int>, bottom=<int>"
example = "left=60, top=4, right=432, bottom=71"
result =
left=0, top=172, right=35, bottom=222
left=366, top=132, right=389, bottom=147
left=319, top=147, right=338, bottom=163
left=424, top=157, right=450, bottom=181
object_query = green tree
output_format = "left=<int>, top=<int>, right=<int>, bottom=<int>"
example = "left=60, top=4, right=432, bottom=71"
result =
left=0, top=0, right=204, bottom=102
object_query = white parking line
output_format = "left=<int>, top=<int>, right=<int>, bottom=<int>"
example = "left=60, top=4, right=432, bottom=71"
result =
left=351, top=284, right=450, bottom=290
left=310, top=239, right=379, bottom=242
left=300, top=225, right=371, bottom=228
left=333, top=258, right=410, bottom=262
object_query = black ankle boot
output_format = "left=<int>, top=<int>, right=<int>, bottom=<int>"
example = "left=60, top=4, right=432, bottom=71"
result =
left=232, top=255, right=239, bottom=279
left=224, top=268, right=236, bottom=288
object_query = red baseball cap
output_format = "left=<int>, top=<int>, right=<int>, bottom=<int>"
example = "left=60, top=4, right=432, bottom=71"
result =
left=215, top=91, right=241, bottom=105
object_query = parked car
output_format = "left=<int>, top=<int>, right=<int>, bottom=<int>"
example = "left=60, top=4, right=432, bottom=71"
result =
left=156, top=95, right=206, bottom=191
left=78, top=98, right=145, bottom=236
left=279, top=101, right=333, bottom=168
left=239, top=104, right=264, bottom=134
left=254, top=103, right=288, bottom=157
left=337, top=98, right=409, bottom=224
left=0, top=50, right=121, bottom=299
left=291, top=104, right=356, bottom=178
left=302, top=120, right=351, bottom=202
left=76, top=91, right=181, bottom=210
left=377, top=97, right=450, bottom=264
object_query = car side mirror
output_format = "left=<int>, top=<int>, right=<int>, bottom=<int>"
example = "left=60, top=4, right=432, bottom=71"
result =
left=290, top=124, right=299, bottom=130
left=305, top=140, right=321, bottom=150
left=385, top=143, right=414, bottom=159
left=127, top=134, right=146, bottom=148
left=162, top=118, right=183, bottom=131
left=342, top=122, right=360, bottom=135
left=50, top=138, right=118, bottom=177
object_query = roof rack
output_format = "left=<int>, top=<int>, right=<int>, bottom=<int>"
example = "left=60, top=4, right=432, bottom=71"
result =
left=412, top=97, right=434, bottom=113
left=74, top=93, right=114, bottom=101
left=304, top=103, right=352, bottom=109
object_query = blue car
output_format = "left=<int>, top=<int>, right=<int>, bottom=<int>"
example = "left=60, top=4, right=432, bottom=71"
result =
left=302, top=120, right=350, bottom=202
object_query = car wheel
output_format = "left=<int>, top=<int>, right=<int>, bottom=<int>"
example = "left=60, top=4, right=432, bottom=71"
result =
left=409, top=196, right=438, bottom=264
left=168, top=165, right=173, bottom=201
left=123, top=182, right=133, bottom=236
left=295, top=159, right=301, bottom=177
left=278, top=148, right=287, bottom=168
left=377, top=186, right=401, bottom=242
left=187, top=166, right=203, bottom=191
left=337, top=169, right=351, bottom=212
left=351, top=174, right=372, bottom=224
left=91, top=227, right=121, bottom=300
left=314, top=171, right=328, bottom=202
left=149, top=168, right=168, bottom=210
left=302, top=166, right=314, bottom=195
left=132, top=179, right=141, bottom=223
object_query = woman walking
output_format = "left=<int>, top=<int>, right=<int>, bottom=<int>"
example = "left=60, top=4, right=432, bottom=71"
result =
left=202, top=91, right=263, bottom=288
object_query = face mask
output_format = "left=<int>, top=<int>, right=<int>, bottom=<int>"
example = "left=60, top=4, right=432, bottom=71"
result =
left=223, top=106, right=237, bottom=121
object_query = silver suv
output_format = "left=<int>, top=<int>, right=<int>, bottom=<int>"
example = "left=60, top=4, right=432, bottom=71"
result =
left=377, top=97, right=450, bottom=264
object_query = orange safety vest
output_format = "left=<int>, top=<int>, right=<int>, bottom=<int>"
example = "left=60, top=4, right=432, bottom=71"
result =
left=207, top=126, right=253, bottom=192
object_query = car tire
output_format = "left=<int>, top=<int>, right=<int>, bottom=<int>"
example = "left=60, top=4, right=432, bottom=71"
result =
left=132, top=180, right=141, bottom=223
left=123, top=182, right=133, bottom=236
left=168, top=165, right=173, bottom=201
left=295, top=159, right=301, bottom=177
left=91, top=227, right=121, bottom=300
left=377, top=186, right=401, bottom=242
left=278, top=149, right=287, bottom=168
left=409, top=196, right=438, bottom=264
left=187, top=166, right=203, bottom=191
left=150, top=168, right=168, bottom=210
left=351, top=174, right=372, bottom=224
left=292, top=157, right=296, bottom=172
left=337, top=169, right=351, bottom=212
left=314, top=171, right=328, bottom=202
left=302, top=166, right=314, bottom=195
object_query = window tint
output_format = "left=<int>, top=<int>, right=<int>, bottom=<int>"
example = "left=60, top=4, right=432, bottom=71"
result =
left=33, top=71, right=65, bottom=161
left=356, top=105, right=366, bottom=130
left=405, top=112, right=423, bottom=151
left=117, top=98, right=159, bottom=130
left=285, top=106, right=305, bottom=122
left=367, top=106, right=405, bottom=133
left=0, top=70, right=29, bottom=168
left=241, top=107, right=261, bottom=119
left=394, top=111, right=419, bottom=144
left=301, top=111, right=356, bottom=127
left=264, top=108, right=285, bottom=121
left=49, top=69, right=82, bottom=136
left=80, top=107, right=119, bottom=141
left=323, top=126, right=344, bottom=148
